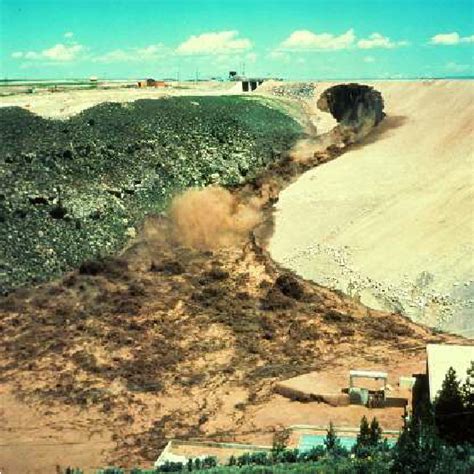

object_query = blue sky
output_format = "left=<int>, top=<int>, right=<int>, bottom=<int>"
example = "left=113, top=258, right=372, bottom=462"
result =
left=1, top=0, right=473, bottom=79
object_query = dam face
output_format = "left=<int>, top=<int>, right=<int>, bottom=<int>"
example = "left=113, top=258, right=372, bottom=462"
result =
left=269, top=80, right=474, bottom=336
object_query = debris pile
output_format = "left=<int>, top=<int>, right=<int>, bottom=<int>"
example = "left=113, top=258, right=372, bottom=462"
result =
left=0, top=207, right=446, bottom=465
left=270, top=83, right=316, bottom=100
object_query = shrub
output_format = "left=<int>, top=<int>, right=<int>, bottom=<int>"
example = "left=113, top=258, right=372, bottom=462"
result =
left=158, top=461, right=184, bottom=472
left=275, top=274, right=304, bottom=300
left=248, top=452, right=270, bottom=466
left=274, top=448, right=300, bottom=464
left=298, top=445, right=326, bottom=462
left=201, top=457, right=218, bottom=469
left=271, top=427, right=290, bottom=459
left=237, top=453, right=252, bottom=466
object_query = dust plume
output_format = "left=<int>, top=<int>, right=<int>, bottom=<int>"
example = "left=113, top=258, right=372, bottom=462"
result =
left=169, top=186, right=262, bottom=250
left=290, top=133, right=343, bottom=163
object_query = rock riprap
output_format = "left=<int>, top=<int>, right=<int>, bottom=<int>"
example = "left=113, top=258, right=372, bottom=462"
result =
left=0, top=96, right=302, bottom=292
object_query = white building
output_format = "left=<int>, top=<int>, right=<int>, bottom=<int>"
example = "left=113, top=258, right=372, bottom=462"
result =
left=426, top=344, right=474, bottom=402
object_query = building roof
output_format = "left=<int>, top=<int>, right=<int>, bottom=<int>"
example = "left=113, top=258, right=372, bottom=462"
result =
left=426, top=344, right=474, bottom=402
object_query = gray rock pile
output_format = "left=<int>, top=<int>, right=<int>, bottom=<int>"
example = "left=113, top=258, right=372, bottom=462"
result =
left=0, top=96, right=302, bottom=292
left=270, top=83, right=316, bottom=100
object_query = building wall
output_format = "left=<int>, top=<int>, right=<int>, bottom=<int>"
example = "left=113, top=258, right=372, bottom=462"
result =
left=427, top=344, right=474, bottom=401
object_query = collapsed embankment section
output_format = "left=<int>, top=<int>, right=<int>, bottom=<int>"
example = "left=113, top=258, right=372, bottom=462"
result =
left=0, top=96, right=302, bottom=292
left=318, top=83, right=384, bottom=128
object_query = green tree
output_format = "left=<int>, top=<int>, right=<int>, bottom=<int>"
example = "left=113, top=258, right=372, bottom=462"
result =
left=389, top=414, right=470, bottom=474
left=461, top=361, right=474, bottom=442
left=391, top=419, right=421, bottom=473
left=271, top=427, right=290, bottom=460
left=434, top=367, right=465, bottom=443
left=354, top=415, right=371, bottom=457
left=354, top=416, right=372, bottom=458
left=462, top=361, right=474, bottom=406
left=369, top=417, right=382, bottom=446
left=354, top=416, right=386, bottom=460
left=358, top=416, right=371, bottom=445
left=324, top=421, right=340, bottom=452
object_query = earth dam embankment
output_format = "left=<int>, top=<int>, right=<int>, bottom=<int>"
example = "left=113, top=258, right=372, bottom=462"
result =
left=269, top=80, right=474, bottom=336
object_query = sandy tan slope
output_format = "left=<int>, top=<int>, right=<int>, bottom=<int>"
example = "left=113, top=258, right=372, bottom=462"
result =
left=269, top=80, right=474, bottom=335
left=0, top=81, right=237, bottom=118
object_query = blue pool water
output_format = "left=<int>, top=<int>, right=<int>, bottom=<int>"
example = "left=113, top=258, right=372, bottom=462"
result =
left=298, top=434, right=397, bottom=451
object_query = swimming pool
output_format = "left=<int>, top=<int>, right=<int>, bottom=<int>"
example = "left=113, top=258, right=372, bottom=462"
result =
left=298, top=433, right=397, bottom=451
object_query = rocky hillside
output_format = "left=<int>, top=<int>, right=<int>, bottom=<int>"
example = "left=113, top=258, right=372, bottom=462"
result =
left=0, top=96, right=302, bottom=292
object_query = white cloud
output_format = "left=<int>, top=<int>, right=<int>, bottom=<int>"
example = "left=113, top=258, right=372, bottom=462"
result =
left=43, top=43, right=83, bottom=61
left=357, top=33, right=408, bottom=49
left=93, top=49, right=132, bottom=63
left=12, top=43, right=84, bottom=62
left=445, top=61, right=471, bottom=73
left=176, top=31, right=252, bottom=55
left=64, top=31, right=74, bottom=39
left=267, top=50, right=290, bottom=63
left=278, top=29, right=407, bottom=52
left=280, top=29, right=355, bottom=50
left=138, top=44, right=165, bottom=56
left=211, top=51, right=256, bottom=69
left=93, top=44, right=167, bottom=63
left=430, top=32, right=474, bottom=45
left=24, top=51, right=40, bottom=59
left=363, top=55, right=375, bottom=63
left=214, top=55, right=232, bottom=64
